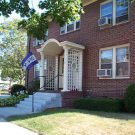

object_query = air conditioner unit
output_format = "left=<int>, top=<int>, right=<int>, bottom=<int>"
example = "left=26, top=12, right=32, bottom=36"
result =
left=97, top=69, right=112, bottom=77
left=98, top=17, right=111, bottom=27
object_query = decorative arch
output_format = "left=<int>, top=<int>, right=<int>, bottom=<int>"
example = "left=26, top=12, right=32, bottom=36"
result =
left=37, top=39, right=63, bottom=56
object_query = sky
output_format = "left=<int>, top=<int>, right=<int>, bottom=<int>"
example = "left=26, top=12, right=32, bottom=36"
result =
left=0, top=0, right=42, bottom=23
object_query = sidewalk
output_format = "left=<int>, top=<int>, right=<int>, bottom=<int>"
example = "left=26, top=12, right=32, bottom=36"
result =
left=0, top=117, right=38, bottom=135
left=0, top=107, right=38, bottom=135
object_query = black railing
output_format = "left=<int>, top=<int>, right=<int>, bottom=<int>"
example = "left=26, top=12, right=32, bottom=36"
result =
left=26, top=76, right=46, bottom=112
left=45, top=74, right=63, bottom=91
left=26, top=76, right=46, bottom=90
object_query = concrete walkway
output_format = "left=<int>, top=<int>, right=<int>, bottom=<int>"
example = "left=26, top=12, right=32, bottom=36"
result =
left=0, top=117, right=38, bottom=135
left=0, top=108, right=39, bottom=135
left=0, top=95, right=10, bottom=99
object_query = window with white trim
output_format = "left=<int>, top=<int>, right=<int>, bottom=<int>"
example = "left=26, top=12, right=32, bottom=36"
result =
left=34, top=59, right=47, bottom=78
left=100, top=45, right=130, bottom=78
left=34, top=62, right=40, bottom=78
left=101, top=49, right=113, bottom=70
left=100, top=0, right=129, bottom=25
left=60, top=18, right=80, bottom=35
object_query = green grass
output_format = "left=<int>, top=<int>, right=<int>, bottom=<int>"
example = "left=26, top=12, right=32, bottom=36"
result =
left=8, top=109, right=135, bottom=135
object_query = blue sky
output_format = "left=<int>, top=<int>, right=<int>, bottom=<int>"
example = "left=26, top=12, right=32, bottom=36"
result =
left=0, top=0, right=42, bottom=23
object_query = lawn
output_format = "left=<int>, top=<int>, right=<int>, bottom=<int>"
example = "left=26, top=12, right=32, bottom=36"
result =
left=8, top=109, right=135, bottom=135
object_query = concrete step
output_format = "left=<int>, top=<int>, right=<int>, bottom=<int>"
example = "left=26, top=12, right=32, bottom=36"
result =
left=16, top=92, right=62, bottom=112
left=26, top=96, right=52, bottom=101
left=17, top=104, right=42, bottom=112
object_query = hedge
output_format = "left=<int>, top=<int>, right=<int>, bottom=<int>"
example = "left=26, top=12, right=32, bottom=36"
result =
left=74, top=98, right=123, bottom=112
left=10, top=84, right=26, bottom=96
left=124, top=84, right=135, bottom=113
left=0, top=93, right=28, bottom=107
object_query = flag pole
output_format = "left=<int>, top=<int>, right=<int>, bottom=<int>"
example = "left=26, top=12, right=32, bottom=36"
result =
left=26, top=35, right=31, bottom=89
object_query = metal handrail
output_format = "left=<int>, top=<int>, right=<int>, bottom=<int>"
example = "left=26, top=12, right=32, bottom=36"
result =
left=45, top=74, right=63, bottom=90
left=27, top=76, right=46, bottom=89
left=31, top=74, right=63, bottom=112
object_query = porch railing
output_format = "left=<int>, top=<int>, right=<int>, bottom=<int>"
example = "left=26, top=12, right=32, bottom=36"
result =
left=45, top=74, right=63, bottom=91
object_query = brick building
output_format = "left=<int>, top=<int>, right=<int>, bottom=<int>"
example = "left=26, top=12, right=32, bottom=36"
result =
left=27, top=0, right=135, bottom=107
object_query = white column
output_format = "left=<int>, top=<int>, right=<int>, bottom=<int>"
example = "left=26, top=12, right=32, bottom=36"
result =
left=79, top=51, right=83, bottom=91
left=40, top=51, right=45, bottom=90
left=55, top=56, right=59, bottom=90
left=63, top=46, right=69, bottom=91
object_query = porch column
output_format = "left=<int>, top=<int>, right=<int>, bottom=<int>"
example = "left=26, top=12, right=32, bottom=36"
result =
left=79, top=50, right=83, bottom=91
left=40, top=51, right=45, bottom=90
left=63, top=46, right=69, bottom=91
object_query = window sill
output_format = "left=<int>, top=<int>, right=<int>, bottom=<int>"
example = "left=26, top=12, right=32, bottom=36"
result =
left=99, top=20, right=130, bottom=30
left=99, top=77, right=130, bottom=80
left=60, top=28, right=80, bottom=36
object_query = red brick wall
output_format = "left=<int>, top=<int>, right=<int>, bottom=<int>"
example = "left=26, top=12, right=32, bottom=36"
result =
left=28, top=1, right=135, bottom=99
left=62, top=91, right=83, bottom=107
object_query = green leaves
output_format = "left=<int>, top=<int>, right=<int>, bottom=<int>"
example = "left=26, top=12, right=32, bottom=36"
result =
left=38, top=0, right=83, bottom=26
left=19, top=14, right=48, bottom=40
left=0, top=20, right=26, bottom=84
left=0, top=0, right=34, bottom=17
left=0, top=0, right=84, bottom=40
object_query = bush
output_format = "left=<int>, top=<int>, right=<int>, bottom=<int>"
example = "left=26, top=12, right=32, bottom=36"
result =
left=74, top=98, right=123, bottom=112
left=125, top=84, right=135, bottom=113
left=28, top=80, right=40, bottom=95
left=10, top=84, right=26, bottom=96
left=0, top=93, right=28, bottom=107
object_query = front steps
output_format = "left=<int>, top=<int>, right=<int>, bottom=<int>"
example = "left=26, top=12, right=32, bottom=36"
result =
left=16, top=92, right=62, bottom=113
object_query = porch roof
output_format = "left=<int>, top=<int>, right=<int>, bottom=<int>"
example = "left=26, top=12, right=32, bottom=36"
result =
left=82, top=0, right=97, bottom=6
left=37, top=39, right=85, bottom=56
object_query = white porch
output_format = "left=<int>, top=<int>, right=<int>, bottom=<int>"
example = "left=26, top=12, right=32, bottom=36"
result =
left=37, top=39, right=85, bottom=92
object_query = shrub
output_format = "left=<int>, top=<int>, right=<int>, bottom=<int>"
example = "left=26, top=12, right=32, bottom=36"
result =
left=0, top=93, right=28, bottom=107
left=124, top=84, right=135, bottom=113
left=10, top=84, right=26, bottom=96
left=28, top=80, right=40, bottom=94
left=74, top=98, right=123, bottom=112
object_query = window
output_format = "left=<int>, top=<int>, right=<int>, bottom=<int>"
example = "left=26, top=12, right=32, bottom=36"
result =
left=34, top=59, right=47, bottom=78
left=116, top=0, right=129, bottom=23
left=116, top=47, right=129, bottom=77
left=67, top=19, right=74, bottom=32
left=101, top=49, right=113, bottom=70
left=100, top=44, right=130, bottom=78
left=100, top=0, right=129, bottom=25
left=101, top=1, right=113, bottom=21
left=60, top=18, right=80, bottom=34
left=34, top=62, right=40, bottom=78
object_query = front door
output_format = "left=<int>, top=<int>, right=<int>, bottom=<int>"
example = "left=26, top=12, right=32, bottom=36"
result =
left=59, top=56, right=64, bottom=89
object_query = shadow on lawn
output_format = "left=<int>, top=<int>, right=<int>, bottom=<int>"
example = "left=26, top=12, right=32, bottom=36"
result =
left=7, top=108, right=135, bottom=121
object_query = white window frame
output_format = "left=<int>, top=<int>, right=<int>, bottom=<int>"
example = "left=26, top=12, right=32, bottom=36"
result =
left=60, top=19, right=81, bottom=35
left=99, top=43, right=130, bottom=79
left=34, top=61, right=40, bottom=78
left=100, top=0, right=130, bottom=26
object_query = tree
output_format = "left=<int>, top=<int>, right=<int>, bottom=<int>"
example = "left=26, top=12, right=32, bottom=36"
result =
left=0, top=20, right=26, bottom=85
left=0, top=0, right=34, bottom=17
left=0, top=0, right=84, bottom=39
